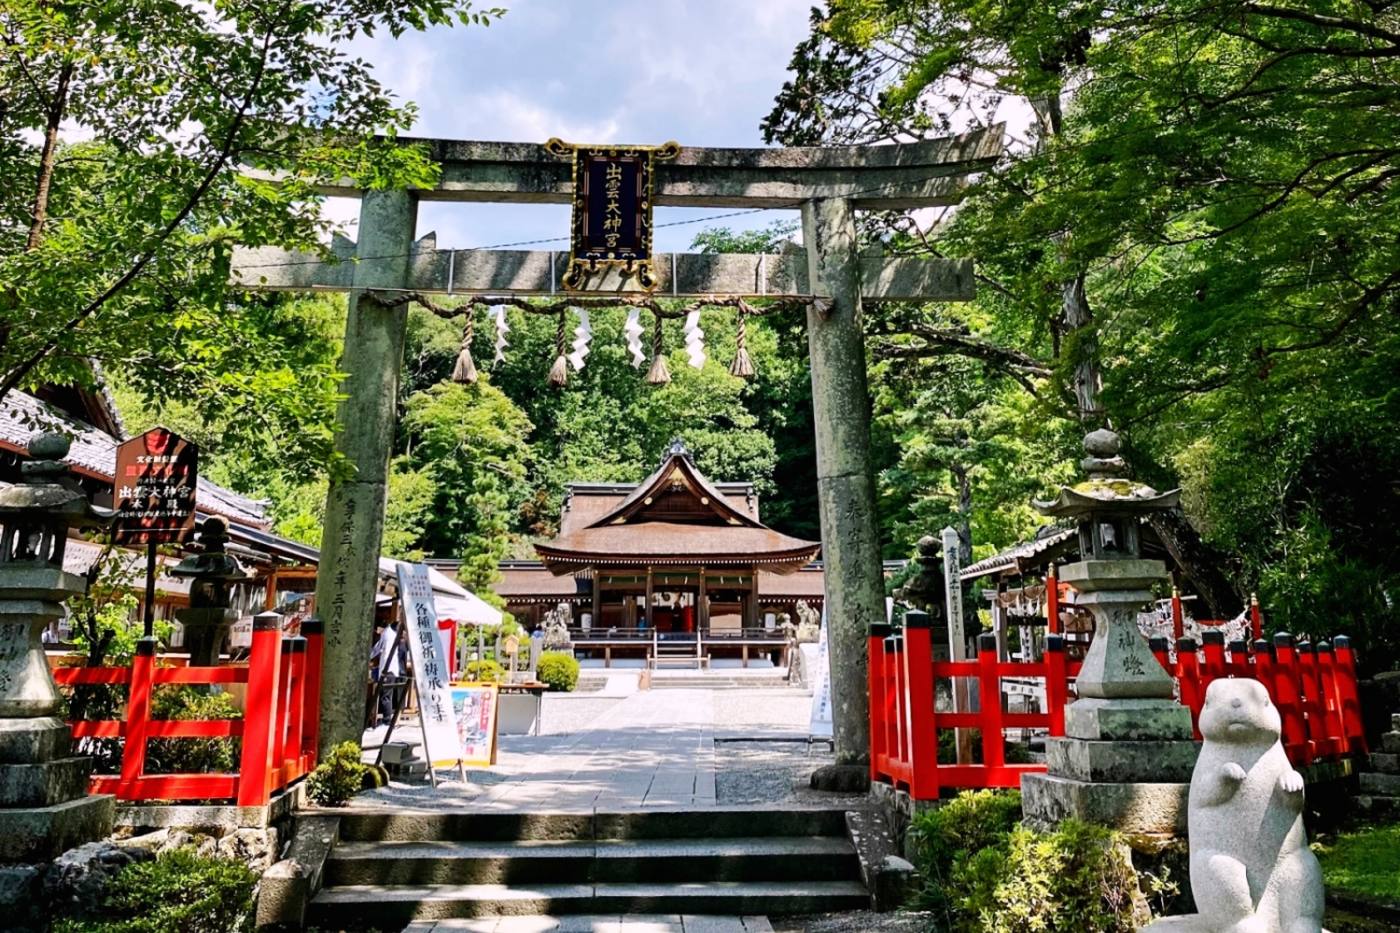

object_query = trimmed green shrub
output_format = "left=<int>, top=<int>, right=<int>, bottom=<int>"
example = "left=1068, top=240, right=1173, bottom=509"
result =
left=954, top=819, right=1146, bottom=932
left=464, top=658, right=506, bottom=682
left=907, top=789, right=1023, bottom=914
left=306, top=740, right=367, bottom=807
left=145, top=686, right=241, bottom=775
left=538, top=651, right=580, bottom=692
left=52, top=847, right=256, bottom=933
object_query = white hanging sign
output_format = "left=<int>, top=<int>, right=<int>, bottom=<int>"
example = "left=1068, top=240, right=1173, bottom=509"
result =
left=396, top=562, right=464, bottom=780
left=808, top=610, right=833, bottom=739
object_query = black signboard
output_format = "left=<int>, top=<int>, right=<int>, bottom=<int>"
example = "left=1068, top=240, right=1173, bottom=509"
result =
left=113, top=427, right=198, bottom=545
left=546, top=138, right=680, bottom=291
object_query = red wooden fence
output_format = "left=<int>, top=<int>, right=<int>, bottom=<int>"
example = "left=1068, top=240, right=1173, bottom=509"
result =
left=51, top=612, right=322, bottom=805
left=870, top=610, right=1364, bottom=801
left=1150, top=630, right=1365, bottom=766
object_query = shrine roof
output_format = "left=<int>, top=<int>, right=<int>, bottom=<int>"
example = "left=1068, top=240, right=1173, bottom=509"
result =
left=536, top=441, right=818, bottom=573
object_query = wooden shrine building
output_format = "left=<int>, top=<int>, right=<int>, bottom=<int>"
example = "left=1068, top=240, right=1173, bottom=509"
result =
left=490, top=441, right=826, bottom=667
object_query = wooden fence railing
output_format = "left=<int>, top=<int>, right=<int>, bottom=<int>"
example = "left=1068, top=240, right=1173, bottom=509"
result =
left=51, top=611, right=322, bottom=805
left=1151, top=630, right=1365, bottom=766
left=870, top=610, right=1364, bottom=801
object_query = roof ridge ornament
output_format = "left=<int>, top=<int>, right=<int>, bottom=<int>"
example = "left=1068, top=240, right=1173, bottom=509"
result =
left=661, top=438, right=693, bottom=466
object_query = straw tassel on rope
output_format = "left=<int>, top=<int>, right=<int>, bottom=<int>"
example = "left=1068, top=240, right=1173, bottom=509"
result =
left=451, top=308, right=479, bottom=384
left=645, top=312, right=671, bottom=385
left=729, top=307, right=754, bottom=379
left=548, top=311, right=569, bottom=386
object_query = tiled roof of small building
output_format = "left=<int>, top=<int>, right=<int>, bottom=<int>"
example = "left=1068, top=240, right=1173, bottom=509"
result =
left=0, top=390, right=269, bottom=528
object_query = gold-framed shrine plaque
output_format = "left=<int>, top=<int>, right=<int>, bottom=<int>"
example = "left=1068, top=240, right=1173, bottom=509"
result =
left=545, top=138, right=680, bottom=292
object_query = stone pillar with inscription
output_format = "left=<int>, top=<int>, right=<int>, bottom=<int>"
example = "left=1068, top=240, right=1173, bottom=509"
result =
left=315, top=189, right=418, bottom=755
left=1021, top=429, right=1199, bottom=835
left=0, top=434, right=114, bottom=861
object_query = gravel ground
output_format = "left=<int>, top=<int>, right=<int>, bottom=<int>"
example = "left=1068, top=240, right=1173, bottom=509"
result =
left=772, top=911, right=936, bottom=933
left=714, top=739, right=865, bottom=808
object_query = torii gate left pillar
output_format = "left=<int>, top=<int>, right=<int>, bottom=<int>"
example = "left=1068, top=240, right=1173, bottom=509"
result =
left=236, top=130, right=1003, bottom=763
left=314, top=190, right=416, bottom=755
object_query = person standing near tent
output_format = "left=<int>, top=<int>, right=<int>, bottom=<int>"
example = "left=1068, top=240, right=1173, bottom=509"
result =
left=369, top=613, right=407, bottom=726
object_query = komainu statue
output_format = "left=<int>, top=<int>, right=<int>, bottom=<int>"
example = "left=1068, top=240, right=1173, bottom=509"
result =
left=1145, top=678, right=1326, bottom=933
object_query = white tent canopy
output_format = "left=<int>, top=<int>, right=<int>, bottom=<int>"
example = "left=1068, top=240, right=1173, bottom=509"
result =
left=377, top=558, right=502, bottom=627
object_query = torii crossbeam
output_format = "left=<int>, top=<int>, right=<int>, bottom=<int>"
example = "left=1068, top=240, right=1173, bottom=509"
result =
left=237, top=127, right=1004, bottom=770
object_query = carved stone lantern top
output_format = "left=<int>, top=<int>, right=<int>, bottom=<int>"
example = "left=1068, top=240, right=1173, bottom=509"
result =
left=0, top=433, right=110, bottom=568
left=170, top=517, right=252, bottom=609
left=1034, top=428, right=1180, bottom=520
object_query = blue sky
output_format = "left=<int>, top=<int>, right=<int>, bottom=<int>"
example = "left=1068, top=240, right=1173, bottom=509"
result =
left=325, top=0, right=815, bottom=252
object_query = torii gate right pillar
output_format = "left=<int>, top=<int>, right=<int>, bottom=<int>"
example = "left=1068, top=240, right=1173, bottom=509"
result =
left=803, top=196, right=880, bottom=774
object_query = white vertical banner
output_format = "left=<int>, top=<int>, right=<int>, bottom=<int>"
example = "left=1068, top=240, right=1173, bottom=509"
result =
left=396, top=562, right=462, bottom=779
left=808, top=610, right=833, bottom=739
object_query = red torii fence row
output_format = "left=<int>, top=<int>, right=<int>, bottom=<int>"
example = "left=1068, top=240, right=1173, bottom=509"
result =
left=869, top=610, right=1365, bottom=801
left=51, top=612, right=322, bottom=805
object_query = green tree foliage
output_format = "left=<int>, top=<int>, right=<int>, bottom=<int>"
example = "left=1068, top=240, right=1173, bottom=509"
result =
left=402, top=375, right=533, bottom=596
left=0, top=0, right=500, bottom=464
left=766, top=2, right=1400, bottom=665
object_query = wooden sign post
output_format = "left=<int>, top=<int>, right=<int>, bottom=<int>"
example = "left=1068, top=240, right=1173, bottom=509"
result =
left=113, top=428, right=198, bottom=638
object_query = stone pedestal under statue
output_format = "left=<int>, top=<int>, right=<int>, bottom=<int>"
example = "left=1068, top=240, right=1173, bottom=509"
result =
left=0, top=436, right=114, bottom=862
left=1020, top=429, right=1198, bottom=836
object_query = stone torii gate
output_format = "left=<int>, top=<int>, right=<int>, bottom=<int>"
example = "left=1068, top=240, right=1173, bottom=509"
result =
left=232, top=128, right=1003, bottom=770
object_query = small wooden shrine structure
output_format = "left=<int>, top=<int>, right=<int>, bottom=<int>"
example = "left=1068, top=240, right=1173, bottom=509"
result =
left=492, top=440, right=824, bottom=667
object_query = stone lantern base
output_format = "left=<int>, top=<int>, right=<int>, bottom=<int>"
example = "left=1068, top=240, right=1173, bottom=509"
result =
left=1021, top=557, right=1199, bottom=836
left=0, top=717, right=114, bottom=862
left=1022, top=706, right=1198, bottom=835
left=0, top=565, right=114, bottom=862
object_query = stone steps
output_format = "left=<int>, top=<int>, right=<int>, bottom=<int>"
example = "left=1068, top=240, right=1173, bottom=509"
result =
left=1360, top=772, right=1400, bottom=796
left=309, top=808, right=866, bottom=925
left=324, top=836, right=858, bottom=886
left=311, top=880, right=869, bottom=925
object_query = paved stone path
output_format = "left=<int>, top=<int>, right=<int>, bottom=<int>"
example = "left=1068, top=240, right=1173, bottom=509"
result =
left=402, top=916, right=773, bottom=932
left=362, top=689, right=820, bottom=811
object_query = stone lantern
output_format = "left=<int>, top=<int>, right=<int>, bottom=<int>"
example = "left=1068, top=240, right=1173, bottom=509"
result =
left=0, top=434, right=114, bottom=861
left=1021, top=428, right=1199, bottom=835
left=170, top=517, right=251, bottom=666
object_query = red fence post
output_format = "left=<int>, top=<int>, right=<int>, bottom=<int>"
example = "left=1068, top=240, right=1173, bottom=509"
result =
left=1251, top=638, right=1274, bottom=694
left=1272, top=633, right=1309, bottom=765
left=1175, top=637, right=1202, bottom=738
left=1045, top=634, right=1067, bottom=737
left=1333, top=635, right=1366, bottom=755
left=301, top=617, right=324, bottom=765
left=1297, top=641, right=1327, bottom=762
left=884, top=633, right=900, bottom=783
left=903, top=610, right=938, bottom=801
left=1201, top=630, right=1227, bottom=692
left=977, top=633, right=1004, bottom=772
left=1046, top=570, right=1060, bottom=636
left=868, top=623, right=890, bottom=783
left=284, top=636, right=307, bottom=780
left=1228, top=640, right=1251, bottom=679
left=1171, top=588, right=1184, bottom=644
left=118, top=637, right=158, bottom=801
left=237, top=612, right=284, bottom=806
left=1149, top=637, right=1171, bottom=675
left=273, top=637, right=294, bottom=780
left=1316, top=641, right=1346, bottom=760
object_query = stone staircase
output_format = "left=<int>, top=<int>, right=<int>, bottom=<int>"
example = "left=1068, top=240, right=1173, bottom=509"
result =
left=307, top=807, right=868, bottom=928
left=1356, top=713, right=1400, bottom=820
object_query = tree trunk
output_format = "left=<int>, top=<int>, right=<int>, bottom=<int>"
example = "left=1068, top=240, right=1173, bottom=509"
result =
left=1147, top=509, right=1246, bottom=620
left=27, top=62, right=74, bottom=251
